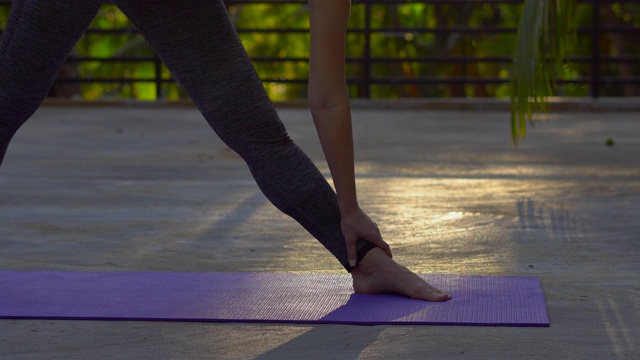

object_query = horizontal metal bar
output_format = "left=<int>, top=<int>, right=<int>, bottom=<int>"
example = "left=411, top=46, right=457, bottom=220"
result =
left=120, top=26, right=597, bottom=37
left=224, top=0, right=524, bottom=4
left=53, top=77, right=640, bottom=85
left=64, top=57, right=157, bottom=63
left=3, top=26, right=639, bottom=38
left=54, top=78, right=176, bottom=83
left=63, top=55, right=640, bottom=64
left=222, top=0, right=639, bottom=4
left=2, top=0, right=639, bottom=5
left=360, top=56, right=640, bottom=63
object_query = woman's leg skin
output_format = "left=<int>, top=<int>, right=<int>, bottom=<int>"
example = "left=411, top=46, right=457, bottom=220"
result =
left=0, top=0, right=103, bottom=166
left=113, top=0, right=375, bottom=271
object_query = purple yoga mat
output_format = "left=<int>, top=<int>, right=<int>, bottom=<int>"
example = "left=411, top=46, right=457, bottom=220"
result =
left=0, top=271, right=549, bottom=326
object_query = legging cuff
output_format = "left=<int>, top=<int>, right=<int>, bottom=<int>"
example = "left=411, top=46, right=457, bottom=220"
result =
left=346, top=240, right=377, bottom=273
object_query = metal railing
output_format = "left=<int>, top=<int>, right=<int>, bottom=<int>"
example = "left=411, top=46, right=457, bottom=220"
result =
left=0, top=0, right=638, bottom=100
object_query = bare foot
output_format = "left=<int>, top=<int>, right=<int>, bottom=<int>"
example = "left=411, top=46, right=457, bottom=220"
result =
left=351, top=247, right=452, bottom=302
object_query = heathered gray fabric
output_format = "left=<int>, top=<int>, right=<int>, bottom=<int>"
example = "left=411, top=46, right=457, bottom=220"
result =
left=0, top=0, right=374, bottom=271
left=0, top=0, right=103, bottom=163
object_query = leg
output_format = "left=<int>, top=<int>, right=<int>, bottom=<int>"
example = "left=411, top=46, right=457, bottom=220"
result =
left=114, top=1, right=451, bottom=302
left=112, top=0, right=374, bottom=271
left=352, top=247, right=451, bottom=301
left=0, top=0, right=103, bottom=166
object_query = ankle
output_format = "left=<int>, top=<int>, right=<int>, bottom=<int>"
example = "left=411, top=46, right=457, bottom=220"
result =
left=358, top=247, right=389, bottom=266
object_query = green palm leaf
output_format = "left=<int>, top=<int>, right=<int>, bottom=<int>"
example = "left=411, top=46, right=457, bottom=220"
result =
left=510, top=0, right=576, bottom=145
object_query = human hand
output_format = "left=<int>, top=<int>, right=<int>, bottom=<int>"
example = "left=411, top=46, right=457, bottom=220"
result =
left=340, top=207, right=393, bottom=267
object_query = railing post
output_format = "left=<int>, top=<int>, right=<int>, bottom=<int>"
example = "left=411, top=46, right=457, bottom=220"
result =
left=154, top=53, right=163, bottom=100
left=363, top=0, right=372, bottom=99
left=591, top=0, right=600, bottom=99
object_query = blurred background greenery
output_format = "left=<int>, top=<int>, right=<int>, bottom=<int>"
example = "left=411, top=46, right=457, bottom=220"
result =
left=0, top=0, right=638, bottom=101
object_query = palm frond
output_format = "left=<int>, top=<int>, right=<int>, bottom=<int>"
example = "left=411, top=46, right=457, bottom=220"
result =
left=510, top=0, right=576, bottom=145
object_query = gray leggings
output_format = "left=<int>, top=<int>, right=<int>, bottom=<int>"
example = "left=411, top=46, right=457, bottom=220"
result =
left=0, top=0, right=375, bottom=271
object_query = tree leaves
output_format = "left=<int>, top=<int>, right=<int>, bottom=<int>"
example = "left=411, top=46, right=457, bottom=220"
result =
left=510, top=0, right=576, bottom=145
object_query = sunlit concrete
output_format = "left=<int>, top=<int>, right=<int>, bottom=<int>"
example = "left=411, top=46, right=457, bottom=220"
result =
left=1, top=105, right=638, bottom=359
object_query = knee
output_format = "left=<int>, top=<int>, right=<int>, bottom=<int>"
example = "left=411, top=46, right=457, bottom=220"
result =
left=226, top=122, right=294, bottom=161
left=206, top=105, right=294, bottom=158
left=0, top=92, right=41, bottom=133
left=0, top=82, right=47, bottom=106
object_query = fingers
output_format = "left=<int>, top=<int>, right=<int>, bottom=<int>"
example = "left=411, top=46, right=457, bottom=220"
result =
left=339, top=208, right=393, bottom=267
left=345, top=234, right=357, bottom=268
left=365, top=231, right=393, bottom=259
left=344, top=226, right=393, bottom=267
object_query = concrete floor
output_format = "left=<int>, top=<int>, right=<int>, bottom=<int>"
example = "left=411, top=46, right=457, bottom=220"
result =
left=0, top=104, right=638, bottom=359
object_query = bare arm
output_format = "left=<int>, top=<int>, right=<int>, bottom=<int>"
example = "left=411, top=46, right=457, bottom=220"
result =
left=308, top=0, right=355, bottom=213
left=308, top=0, right=391, bottom=266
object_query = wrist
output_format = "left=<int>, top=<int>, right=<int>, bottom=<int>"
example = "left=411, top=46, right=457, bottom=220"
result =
left=338, top=197, right=360, bottom=215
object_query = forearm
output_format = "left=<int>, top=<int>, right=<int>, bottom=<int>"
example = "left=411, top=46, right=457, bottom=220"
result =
left=309, top=96, right=359, bottom=214
left=307, top=0, right=358, bottom=213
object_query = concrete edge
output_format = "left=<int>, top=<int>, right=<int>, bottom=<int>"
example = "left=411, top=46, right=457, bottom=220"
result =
left=40, top=97, right=640, bottom=112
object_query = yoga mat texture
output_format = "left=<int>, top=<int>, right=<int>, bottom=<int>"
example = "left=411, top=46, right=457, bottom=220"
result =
left=0, top=271, right=549, bottom=326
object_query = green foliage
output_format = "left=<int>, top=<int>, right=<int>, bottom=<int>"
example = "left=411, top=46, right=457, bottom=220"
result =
left=510, top=0, right=576, bottom=145
left=231, top=3, right=310, bottom=100
left=1, top=1, right=638, bottom=105
left=362, top=2, right=523, bottom=98
left=77, top=5, right=161, bottom=100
